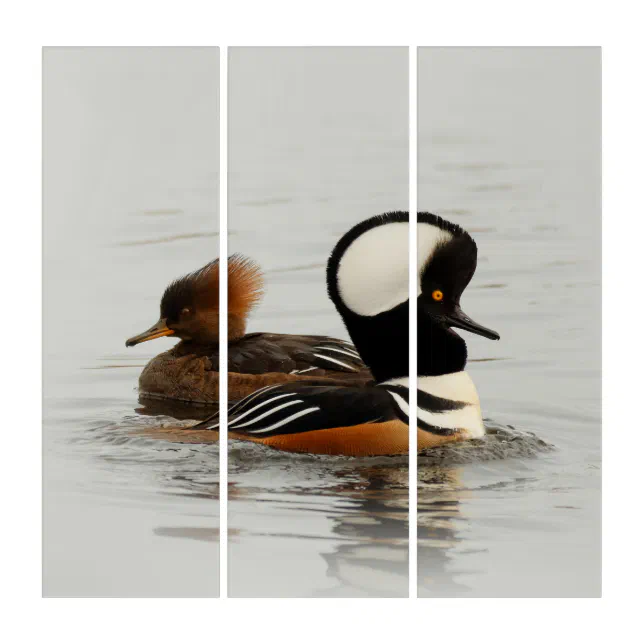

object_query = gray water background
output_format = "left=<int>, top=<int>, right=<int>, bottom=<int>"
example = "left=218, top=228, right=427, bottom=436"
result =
left=43, top=47, right=600, bottom=598
left=43, top=48, right=220, bottom=596
left=228, top=48, right=410, bottom=597
left=416, top=47, right=600, bottom=596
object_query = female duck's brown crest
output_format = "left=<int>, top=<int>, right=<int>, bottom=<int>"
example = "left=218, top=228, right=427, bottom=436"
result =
left=126, top=254, right=264, bottom=347
left=211, top=254, right=265, bottom=340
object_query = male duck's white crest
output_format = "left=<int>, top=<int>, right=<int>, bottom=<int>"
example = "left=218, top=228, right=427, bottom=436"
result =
left=335, top=216, right=456, bottom=317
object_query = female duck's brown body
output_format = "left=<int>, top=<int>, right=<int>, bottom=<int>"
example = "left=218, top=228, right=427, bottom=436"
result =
left=126, top=256, right=372, bottom=404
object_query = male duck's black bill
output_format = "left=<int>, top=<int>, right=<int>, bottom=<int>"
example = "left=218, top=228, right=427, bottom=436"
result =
left=126, top=318, right=175, bottom=347
left=445, top=306, right=500, bottom=340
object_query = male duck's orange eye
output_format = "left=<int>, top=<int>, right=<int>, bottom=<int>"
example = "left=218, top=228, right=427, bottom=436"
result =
left=432, top=289, right=444, bottom=302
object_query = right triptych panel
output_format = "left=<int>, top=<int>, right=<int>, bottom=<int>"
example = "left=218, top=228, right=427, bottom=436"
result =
left=417, top=47, right=601, bottom=597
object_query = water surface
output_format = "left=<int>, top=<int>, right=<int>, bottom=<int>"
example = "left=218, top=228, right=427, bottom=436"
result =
left=43, top=47, right=220, bottom=597
left=416, top=47, right=600, bottom=597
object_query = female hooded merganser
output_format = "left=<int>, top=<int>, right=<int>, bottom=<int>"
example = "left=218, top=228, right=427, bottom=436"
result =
left=190, top=211, right=500, bottom=456
left=125, top=255, right=372, bottom=405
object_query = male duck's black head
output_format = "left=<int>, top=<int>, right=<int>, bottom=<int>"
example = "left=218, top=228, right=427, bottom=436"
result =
left=416, top=212, right=499, bottom=374
left=125, top=255, right=263, bottom=348
left=327, top=211, right=499, bottom=382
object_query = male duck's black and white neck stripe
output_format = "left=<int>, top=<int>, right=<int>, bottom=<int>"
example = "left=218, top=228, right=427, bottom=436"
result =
left=191, top=211, right=499, bottom=455
left=379, top=372, right=485, bottom=439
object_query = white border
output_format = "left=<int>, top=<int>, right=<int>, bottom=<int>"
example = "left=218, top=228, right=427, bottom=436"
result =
left=218, top=45, right=228, bottom=600
left=408, top=45, right=418, bottom=599
left=5, top=0, right=640, bottom=640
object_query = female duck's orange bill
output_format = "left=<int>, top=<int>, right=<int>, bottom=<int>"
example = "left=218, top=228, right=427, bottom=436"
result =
left=126, top=318, right=175, bottom=347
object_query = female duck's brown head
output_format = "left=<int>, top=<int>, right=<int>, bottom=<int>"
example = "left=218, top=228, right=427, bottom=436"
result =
left=125, top=254, right=264, bottom=347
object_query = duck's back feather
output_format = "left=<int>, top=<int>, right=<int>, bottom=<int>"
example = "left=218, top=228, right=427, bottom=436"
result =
left=228, top=333, right=367, bottom=375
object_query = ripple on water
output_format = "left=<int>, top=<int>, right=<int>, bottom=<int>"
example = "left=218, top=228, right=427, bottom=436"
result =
left=78, top=414, right=552, bottom=476
left=419, top=422, right=554, bottom=466
left=69, top=415, right=220, bottom=497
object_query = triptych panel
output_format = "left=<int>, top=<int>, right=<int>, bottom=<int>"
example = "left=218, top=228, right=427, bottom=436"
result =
left=228, top=47, right=408, bottom=597
left=43, top=47, right=220, bottom=597
left=417, top=48, right=600, bottom=597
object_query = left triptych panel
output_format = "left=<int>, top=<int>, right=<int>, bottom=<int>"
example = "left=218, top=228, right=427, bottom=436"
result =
left=43, top=47, right=220, bottom=596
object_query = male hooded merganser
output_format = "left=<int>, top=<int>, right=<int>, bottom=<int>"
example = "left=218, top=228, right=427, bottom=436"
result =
left=125, top=255, right=372, bottom=404
left=190, top=211, right=500, bottom=456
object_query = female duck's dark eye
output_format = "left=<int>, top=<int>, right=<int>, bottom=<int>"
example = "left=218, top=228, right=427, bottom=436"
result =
left=181, top=307, right=192, bottom=316
left=432, top=289, right=444, bottom=302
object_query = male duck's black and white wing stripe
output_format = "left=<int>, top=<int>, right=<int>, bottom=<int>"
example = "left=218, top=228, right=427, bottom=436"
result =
left=191, top=378, right=477, bottom=440
left=192, top=381, right=397, bottom=437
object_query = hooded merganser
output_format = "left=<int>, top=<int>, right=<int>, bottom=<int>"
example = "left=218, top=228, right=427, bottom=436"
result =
left=125, top=255, right=372, bottom=404
left=190, top=211, right=500, bottom=456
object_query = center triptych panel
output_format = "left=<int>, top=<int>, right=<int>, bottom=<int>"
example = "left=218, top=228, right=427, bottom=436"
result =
left=225, top=47, right=410, bottom=597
